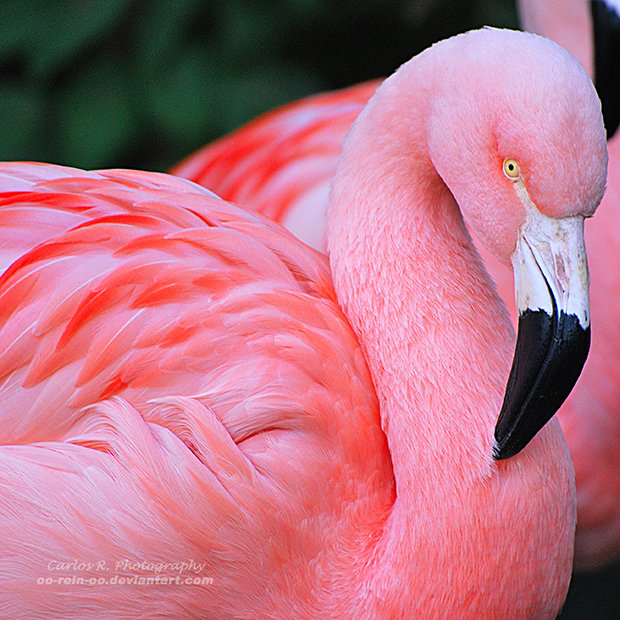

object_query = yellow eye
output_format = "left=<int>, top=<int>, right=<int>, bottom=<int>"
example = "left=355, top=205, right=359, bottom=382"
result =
left=503, top=158, right=520, bottom=179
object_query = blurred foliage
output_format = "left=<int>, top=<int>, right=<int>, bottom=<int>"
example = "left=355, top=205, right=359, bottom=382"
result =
left=0, top=1, right=619, bottom=617
left=0, top=0, right=519, bottom=171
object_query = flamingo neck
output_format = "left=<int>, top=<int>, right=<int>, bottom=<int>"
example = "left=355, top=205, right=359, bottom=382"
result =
left=328, top=68, right=514, bottom=490
left=326, top=61, right=574, bottom=615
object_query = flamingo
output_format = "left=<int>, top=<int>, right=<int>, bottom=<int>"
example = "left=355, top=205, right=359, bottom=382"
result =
left=172, top=0, right=620, bottom=571
left=0, top=29, right=607, bottom=617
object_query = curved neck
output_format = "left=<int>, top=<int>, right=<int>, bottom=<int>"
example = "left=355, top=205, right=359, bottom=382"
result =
left=325, top=59, right=574, bottom=616
left=328, top=66, right=515, bottom=487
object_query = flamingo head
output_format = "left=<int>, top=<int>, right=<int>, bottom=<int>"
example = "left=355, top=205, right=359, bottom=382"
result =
left=427, top=28, right=608, bottom=458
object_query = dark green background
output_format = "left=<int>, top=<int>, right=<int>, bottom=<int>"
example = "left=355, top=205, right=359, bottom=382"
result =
left=0, top=1, right=618, bottom=617
left=0, top=0, right=518, bottom=171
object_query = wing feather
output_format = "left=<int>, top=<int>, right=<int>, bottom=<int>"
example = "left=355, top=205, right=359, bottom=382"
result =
left=0, top=163, right=392, bottom=616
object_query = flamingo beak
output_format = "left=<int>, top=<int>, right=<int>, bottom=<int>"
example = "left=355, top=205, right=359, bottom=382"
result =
left=493, top=213, right=590, bottom=460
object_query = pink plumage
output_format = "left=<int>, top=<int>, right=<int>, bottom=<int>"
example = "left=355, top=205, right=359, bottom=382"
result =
left=0, top=164, right=390, bottom=617
left=0, top=29, right=609, bottom=616
left=174, top=7, right=620, bottom=571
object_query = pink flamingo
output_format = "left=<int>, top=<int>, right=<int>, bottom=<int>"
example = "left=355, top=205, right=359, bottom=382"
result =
left=0, top=29, right=607, bottom=617
left=173, top=1, right=620, bottom=571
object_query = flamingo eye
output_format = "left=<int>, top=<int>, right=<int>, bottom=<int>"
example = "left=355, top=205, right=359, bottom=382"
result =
left=503, top=158, right=520, bottom=179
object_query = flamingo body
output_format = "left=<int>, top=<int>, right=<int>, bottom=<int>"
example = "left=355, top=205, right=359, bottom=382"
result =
left=0, top=163, right=393, bottom=617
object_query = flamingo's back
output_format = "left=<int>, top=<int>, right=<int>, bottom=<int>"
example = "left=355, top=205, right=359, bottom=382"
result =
left=172, top=81, right=377, bottom=250
left=0, top=163, right=393, bottom=617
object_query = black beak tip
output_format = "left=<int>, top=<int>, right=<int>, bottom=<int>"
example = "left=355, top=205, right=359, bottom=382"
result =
left=493, top=439, right=517, bottom=461
left=492, top=309, right=590, bottom=461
